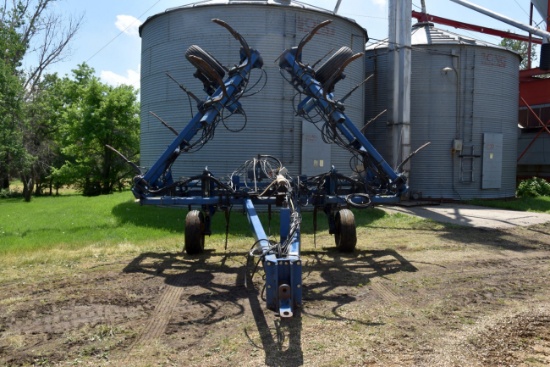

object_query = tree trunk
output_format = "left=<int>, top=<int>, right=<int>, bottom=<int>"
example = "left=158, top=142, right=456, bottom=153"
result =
left=101, top=145, right=113, bottom=195
left=1, top=175, right=9, bottom=190
left=34, top=177, right=42, bottom=196
left=22, top=175, right=33, bottom=202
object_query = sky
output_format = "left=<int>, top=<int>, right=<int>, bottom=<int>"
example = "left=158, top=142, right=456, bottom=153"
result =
left=35, top=0, right=548, bottom=90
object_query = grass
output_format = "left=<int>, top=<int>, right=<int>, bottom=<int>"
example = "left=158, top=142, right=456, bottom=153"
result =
left=0, top=191, right=428, bottom=259
left=10, top=189, right=547, bottom=279
left=3, top=191, right=547, bottom=262
left=0, top=192, right=185, bottom=254
left=469, top=196, right=550, bottom=214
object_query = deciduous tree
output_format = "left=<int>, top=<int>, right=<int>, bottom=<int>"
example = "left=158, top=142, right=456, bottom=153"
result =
left=500, top=37, right=538, bottom=70
left=0, top=0, right=82, bottom=200
left=0, top=9, right=29, bottom=190
left=51, top=64, right=140, bottom=196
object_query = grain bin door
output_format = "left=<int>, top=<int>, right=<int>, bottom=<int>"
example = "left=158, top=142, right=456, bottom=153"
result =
left=482, top=133, right=503, bottom=189
left=301, top=120, right=331, bottom=176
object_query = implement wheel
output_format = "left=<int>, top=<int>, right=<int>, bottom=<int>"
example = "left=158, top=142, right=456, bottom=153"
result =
left=185, top=210, right=205, bottom=255
left=334, top=208, right=357, bottom=252
left=314, top=46, right=354, bottom=88
left=185, top=44, right=226, bottom=79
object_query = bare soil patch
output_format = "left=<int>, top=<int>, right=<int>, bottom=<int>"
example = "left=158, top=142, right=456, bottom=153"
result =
left=1, top=222, right=550, bottom=366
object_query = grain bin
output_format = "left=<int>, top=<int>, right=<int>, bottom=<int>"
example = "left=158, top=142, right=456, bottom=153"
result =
left=365, top=22, right=520, bottom=200
left=139, top=0, right=367, bottom=179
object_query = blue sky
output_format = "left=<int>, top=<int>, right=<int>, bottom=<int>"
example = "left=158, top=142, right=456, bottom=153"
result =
left=38, top=0, right=548, bottom=89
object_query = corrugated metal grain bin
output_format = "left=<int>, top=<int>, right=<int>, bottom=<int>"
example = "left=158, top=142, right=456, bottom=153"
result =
left=365, top=23, right=520, bottom=200
left=139, top=0, right=367, bottom=179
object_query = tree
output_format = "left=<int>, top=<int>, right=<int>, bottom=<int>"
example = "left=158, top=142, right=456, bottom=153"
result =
left=1, top=0, right=83, bottom=93
left=51, top=64, right=140, bottom=196
left=499, top=37, right=538, bottom=70
left=23, top=72, right=66, bottom=195
left=0, top=0, right=82, bottom=200
left=0, top=9, right=30, bottom=190
left=0, top=64, right=30, bottom=191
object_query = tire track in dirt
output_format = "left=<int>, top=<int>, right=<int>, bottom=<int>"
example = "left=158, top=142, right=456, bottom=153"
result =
left=122, top=274, right=186, bottom=361
left=5, top=304, right=147, bottom=335
left=368, top=279, right=402, bottom=305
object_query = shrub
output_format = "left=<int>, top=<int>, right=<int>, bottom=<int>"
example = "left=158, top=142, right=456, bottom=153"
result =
left=0, top=188, right=22, bottom=199
left=516, top=177, right=550, bottom=197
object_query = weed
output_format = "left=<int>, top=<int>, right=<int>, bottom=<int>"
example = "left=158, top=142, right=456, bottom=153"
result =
left=89, top=324, right=116, bottom=342
left=1, top=332, right=26, bottom=349
left=312, top=341, right=327, bottom=351
left=524, top=356, right=544, bottom=364
left=32, top=357, right=53, bottom=366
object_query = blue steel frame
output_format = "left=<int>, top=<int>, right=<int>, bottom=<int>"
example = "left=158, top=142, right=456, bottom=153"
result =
left=277, top=50, right=408, bottom=201
left=130, top=19, right=408, bottom=318
left=131, top=47, right=264, bottom=199
left=245, top=199, right=302, bottom=317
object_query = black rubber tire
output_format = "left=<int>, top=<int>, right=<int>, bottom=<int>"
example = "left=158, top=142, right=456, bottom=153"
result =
left=314, top=46, right=354, bottom=86
left=184, top=210, right=205, bottom=255
left=185, top=44, right=226, bottom=79
left=334, top=208, right=357, bottom=252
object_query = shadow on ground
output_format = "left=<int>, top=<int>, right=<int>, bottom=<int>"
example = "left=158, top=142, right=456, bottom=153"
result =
left=123, top=246, right=416, bottom=366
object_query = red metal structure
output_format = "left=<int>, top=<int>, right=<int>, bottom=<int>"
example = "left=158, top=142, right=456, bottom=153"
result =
left=519, top=69, right=550, bottom=119
left=517, top=1, right=550, bottom=175
left=412, top=10, right=543, bottom=44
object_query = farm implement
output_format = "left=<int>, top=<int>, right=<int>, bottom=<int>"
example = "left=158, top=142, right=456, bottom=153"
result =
left=113, top=19, right=410, bottom=318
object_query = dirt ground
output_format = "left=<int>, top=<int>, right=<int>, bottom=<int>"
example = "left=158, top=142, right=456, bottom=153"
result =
left=1, top=219, right=550, bottom=366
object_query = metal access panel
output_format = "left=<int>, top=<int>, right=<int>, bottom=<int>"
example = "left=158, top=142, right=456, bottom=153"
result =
left=301, top=120, right=331, bottom=176
left=482, top=133, right=503, bottom=189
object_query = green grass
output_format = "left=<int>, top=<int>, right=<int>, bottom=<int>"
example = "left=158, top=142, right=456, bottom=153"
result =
left=469, top=196, right=550, bottom=214
left=1, top=191, right=420, bottom=257
left=7, top=191, right=546, bottom=260
left=0, top=192, right=186, bottom=254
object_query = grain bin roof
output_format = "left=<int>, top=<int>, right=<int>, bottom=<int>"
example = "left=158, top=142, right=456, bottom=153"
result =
left=167, top=0, right=326, bottom=11
left=367, top=23, right=516, bottom=52
left=140, top=0, right=367, bottom=38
